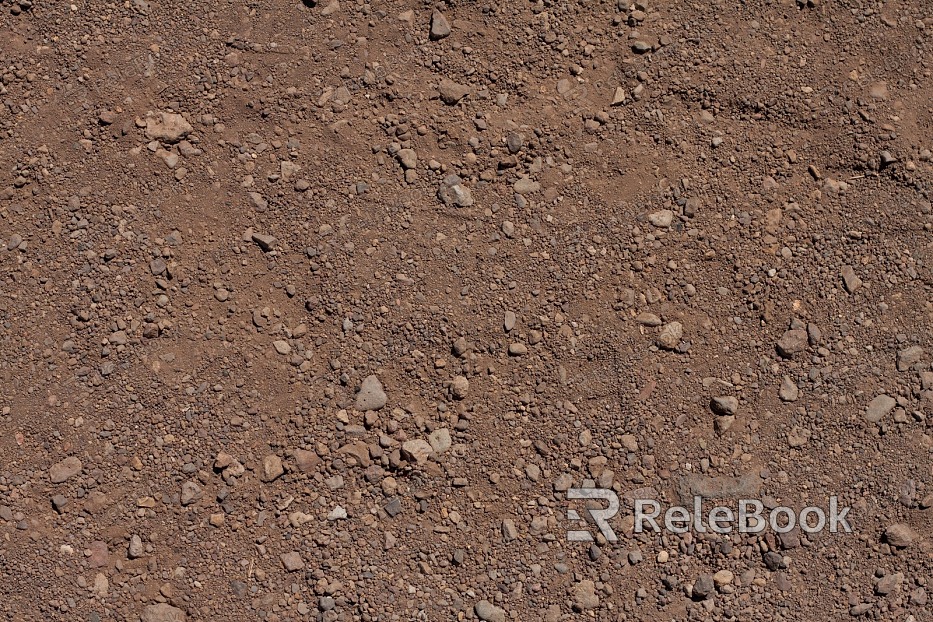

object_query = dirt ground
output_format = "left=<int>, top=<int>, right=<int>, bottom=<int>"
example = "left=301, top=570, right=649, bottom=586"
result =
left=1, top=0, right=932, bottom=620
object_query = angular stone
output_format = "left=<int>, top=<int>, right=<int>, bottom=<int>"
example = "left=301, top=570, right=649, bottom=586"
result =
left=280, top=551, right=304, bottom=572
left=658, top=321, right=683, bottom=350
left=49, top=457, right=82, bottom=483
left=144, top=112, right=192, bottom=144
left=692, top=574, right=714, bottom=600
left=260, top=454, right=284, bottom=482
left=437, top=181, right=474, bottom=207
left=474, top=600, right=505, bottom=622
left=779, top=376, right=799, bottom=402
left=252, top=232, right=277, bottom=252
left=776, top=329, right=808, bottom=357
left=841, top=265, right=862, bottom=292
left=395, top=148, right=417, bottom=170
left=401, top=439, right=433, bottom=465
left=140, top=603, right=186, bottom=622
left=438, top=79, right=470, bottom=105
left=897, top=345, right=923, bottom=371
left=711, top=396, right=738, bottom=416
left=865, top=394, right=896, bottom=423
left=355, top=375, right=387, bottom=410
left=573, top=579, right=599, bottom=610
left=875, top=572, right=903, bottom=595
left=429, top=10, right=451, bottom=40
left=884, top=523, right=919, bottom=548
left=180, top=481, right=202, bottom=506
left=293, top=449, right=321, bottom=473
left=648, top=210, right=674, bottom=227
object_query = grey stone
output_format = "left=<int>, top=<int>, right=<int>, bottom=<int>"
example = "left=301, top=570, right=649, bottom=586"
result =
left=711, top=396, right=738, bottom=416
left=180, top=481, right=202, bottom=506
left=884, top=523, right=919, bottom=548
left=140, top=603, right=186, bottom=622
left=779, top=376, right=799, bottom=402
left=355, top=375, right=387, bottom=410
left=897, top=345, right=923, bottom=371
left=474, top=600, right=505, bottom=622
left=692, top=574, right=714, bottom=600
left=865, top=394, right=896, bottom=423
left=776, top=329, right=808, bottom=357
left=49, top=457, right=82, bottom=483
left=841, top=265, right=862, bottom=292
left=429, top=10, right=451, bottom=40
left=428, top=428, right=452, bottom=454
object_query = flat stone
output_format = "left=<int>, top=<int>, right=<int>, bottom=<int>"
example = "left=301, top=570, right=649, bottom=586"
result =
left=438, top=79, right=470, bottom=105
left=897, top=345, right=923, bottom=371
left=841, top=265, right=862, bottom=292
left=776, top=329, right=808, bottom=357
left=140, top=603, right=186, bottom=622
left=252, top=232, right=277, bottom=251
left=474, top=600, right=506, bottom=622
left=865, top=394, right=896, bottom=423
left=260, top=454, right=284, bottom=482
left=145, top=112, right=192, bottom=144
left=884, top=523, right=919, bottom=547
left=280, top=551, right=305, bottom=572
left=273, top=340, right=291, bottom=355
left=635, top=312, right=661, bottom=326
left=573, top=579, right=599, bottom=610
left=293, top=449, right=321, bottom=473
left=401, top=439, right=433, bottom=465
left=779, top=376, right=799, bottom=402
left=513, top=177, right=540, bottom=195
left=49, top=457, right=82, bottom=483
left=428, top=428, right=452, bottom=454
left=355, top=375, right=387, bottom=410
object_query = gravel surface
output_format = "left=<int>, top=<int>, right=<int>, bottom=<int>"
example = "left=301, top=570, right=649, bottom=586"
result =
left=0, top=0, right=932, bottom=620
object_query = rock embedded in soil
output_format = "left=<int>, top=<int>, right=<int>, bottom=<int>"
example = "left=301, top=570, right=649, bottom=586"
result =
left=657, top=321, right=683, bottom=350
left=429, top=10, right=451, bottom=40
left=884, top=523, right=919, bottom=547
left=710, top=396, right=739, bottom=416
left=144, top=112, right=193, bottom=144
left=865, top=394, right=896, bottom=423
left=140, top=603, right=186, bottom=622
left=474, top=600, right=506, bottom=622
left=49, top=457, right=82, bottom=483
left=356, top=375, right=387, bottom=410
left=776, top=329, right=808, bottom=357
